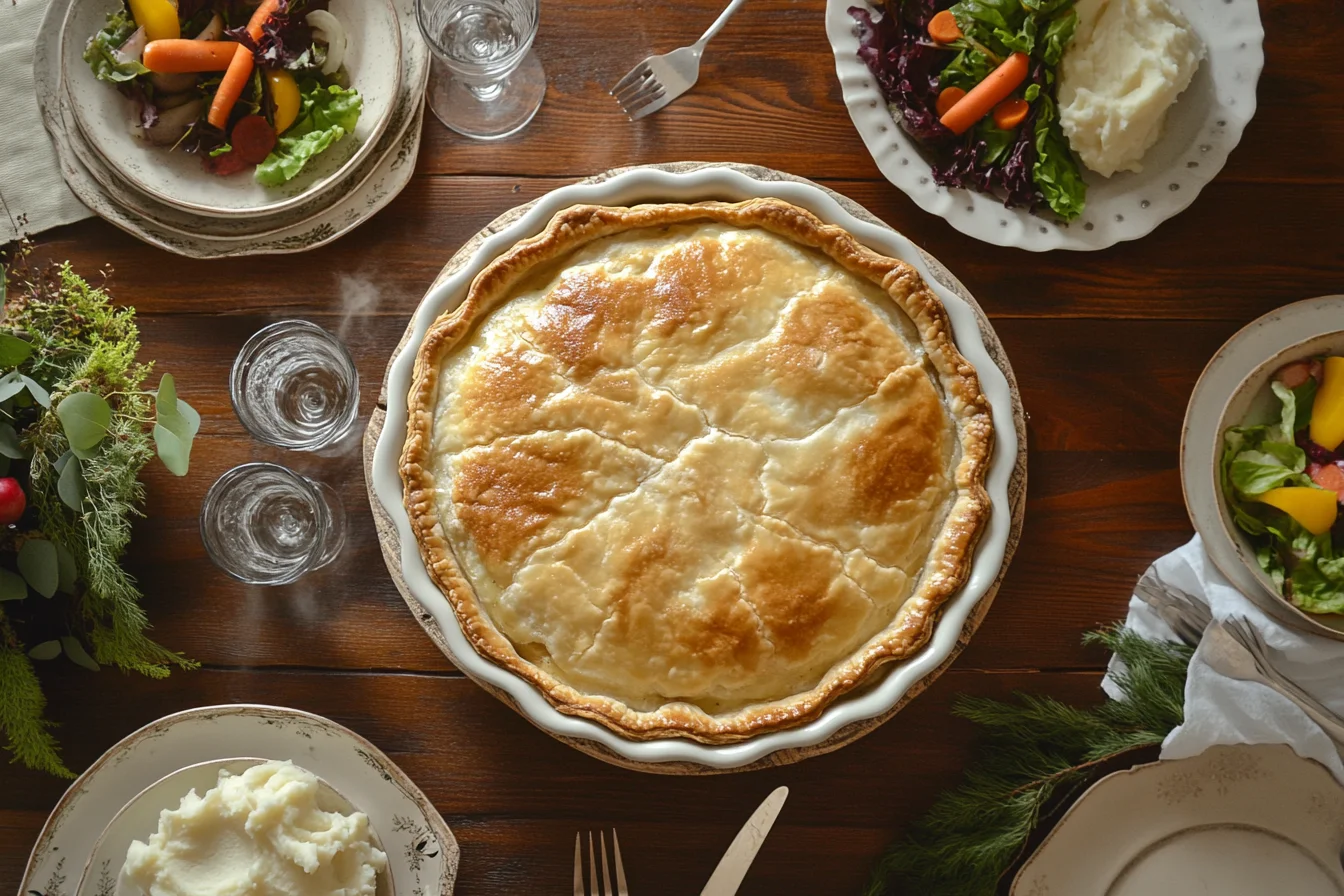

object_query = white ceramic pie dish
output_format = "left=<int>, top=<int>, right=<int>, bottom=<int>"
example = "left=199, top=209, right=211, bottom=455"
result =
left=61, top=0, right=402, bottom=218
left=825, top=0, right=1264, bottom=251
left=1012, top=744, right=1344, bottom=895
left=1181, top=295, right=1344, bottom=641
left=371, top=166, right=1019, bottom=769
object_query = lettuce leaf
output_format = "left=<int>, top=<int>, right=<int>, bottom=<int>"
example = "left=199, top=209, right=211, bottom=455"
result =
left=254, top=81, right=362, bottom=186
left=1031, top=94, right=1086, bottom=220
left=84, top=10, right=149, bottom=84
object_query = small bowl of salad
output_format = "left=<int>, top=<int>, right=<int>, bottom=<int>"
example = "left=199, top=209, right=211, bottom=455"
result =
left=63, top=0, right=402, bottom=218
left=1215, top=333, right=1344, bottom=633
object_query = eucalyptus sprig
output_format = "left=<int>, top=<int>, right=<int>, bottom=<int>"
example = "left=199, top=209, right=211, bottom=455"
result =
left=0, top=245, right=200, bottom=777
left=863, top=626, right=1192, bottom=896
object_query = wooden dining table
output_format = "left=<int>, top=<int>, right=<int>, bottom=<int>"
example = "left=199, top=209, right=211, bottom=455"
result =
left=4, top=0, right=1341, bottom=892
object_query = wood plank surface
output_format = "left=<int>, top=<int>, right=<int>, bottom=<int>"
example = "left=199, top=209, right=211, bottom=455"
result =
left=4, top=0, right=1343, bottom=892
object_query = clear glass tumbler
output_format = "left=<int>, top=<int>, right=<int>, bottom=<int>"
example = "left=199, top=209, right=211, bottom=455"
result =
left=231, top=320, right=359, bottom=451
left=200, top=463, right=346, bottom=585
left=416, top=0, right=546, bottom=140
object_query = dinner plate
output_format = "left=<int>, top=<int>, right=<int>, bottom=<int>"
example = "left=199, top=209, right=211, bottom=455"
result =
left=370, top=165, right=1020, bottom=770
left=1181, top=295, right=1344, bottom=640
left=825, top=0, right=1264, bottom=251
left=61, top=0, right=402, bottom=218
left=19, top=705, right=458, bottom=896
left=1012, top=744, right=1344, bottom=895
left=33, top=0, right=428, bottom=257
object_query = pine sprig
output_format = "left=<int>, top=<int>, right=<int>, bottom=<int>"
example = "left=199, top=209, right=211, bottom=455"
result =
left=863, top=626, right=1191, bottom=896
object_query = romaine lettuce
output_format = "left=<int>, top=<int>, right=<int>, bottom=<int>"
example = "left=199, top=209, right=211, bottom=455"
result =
left=254, top=81, right=362, bottom=187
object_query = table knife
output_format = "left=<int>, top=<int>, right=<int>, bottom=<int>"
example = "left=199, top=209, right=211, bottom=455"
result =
left=699, top=786, right=789, bottom=896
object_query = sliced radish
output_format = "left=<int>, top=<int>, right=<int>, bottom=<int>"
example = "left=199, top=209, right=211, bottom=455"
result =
left=1310, top=463, right=1344, bottom=502
left=306, top=10, right=347, bottom=75
left=1277, top=361, right=1314, bottom=389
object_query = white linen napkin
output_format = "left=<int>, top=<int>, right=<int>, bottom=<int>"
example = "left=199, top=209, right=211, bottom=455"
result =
left=1110, top=535, right=1344, bottom=783
left=0, top=0, right=93, bottom=241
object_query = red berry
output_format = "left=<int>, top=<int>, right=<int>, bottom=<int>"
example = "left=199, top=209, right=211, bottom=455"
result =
left=0, top=477, right=25, bottom=526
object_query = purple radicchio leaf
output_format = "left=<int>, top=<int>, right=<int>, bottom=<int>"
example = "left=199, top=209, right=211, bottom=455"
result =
left=849, top=2, right=956, bottom=146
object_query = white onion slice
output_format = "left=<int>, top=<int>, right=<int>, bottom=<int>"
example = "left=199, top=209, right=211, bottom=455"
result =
left=306, top=10, right=347, bottom=76
left=139, top=99, right=205, bottom=145
left=194, top=13, right=223, bottom=41
left=117, top=26, right=148, bottom=64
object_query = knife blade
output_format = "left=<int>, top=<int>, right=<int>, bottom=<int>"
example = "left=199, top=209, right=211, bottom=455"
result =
left=699, top=786, right=789, bottom=896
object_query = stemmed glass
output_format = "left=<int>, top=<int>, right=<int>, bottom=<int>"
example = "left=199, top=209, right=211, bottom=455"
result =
left=416, top=0, right=546, bottom=140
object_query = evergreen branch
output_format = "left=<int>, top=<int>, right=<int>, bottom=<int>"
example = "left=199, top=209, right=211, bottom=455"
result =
left=863, top=625, right=1191, bottom=896
left=0, top=640, right=74, bottom=779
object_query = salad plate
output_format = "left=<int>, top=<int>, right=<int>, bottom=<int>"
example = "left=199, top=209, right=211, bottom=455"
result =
left=61, top=0, right=402, bottom=219
left=1182, top=295, right=1344, bottom=640
left=825, top=0, right=1263, bottom=251
left=19, top=705, right=458, bottom=896
left=368, top=162, right=1024, bottom=771
left=34, top=0, right=429, bottom=257
left=1012, top=744, right=1344, bottom=895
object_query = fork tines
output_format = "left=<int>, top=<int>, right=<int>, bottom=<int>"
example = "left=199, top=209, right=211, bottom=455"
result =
left=574, top=829, right=629, bottom=896
left=610, top=61, right=668, bottom=120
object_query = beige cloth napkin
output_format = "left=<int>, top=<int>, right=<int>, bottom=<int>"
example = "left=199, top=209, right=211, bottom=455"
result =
left=1, top=0, right=93, bottom=240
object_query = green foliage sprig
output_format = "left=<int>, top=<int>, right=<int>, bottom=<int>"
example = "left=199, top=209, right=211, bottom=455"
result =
left=0, top=246, right=200, bottom=777
left=864, top=627, right=1192, bottom=896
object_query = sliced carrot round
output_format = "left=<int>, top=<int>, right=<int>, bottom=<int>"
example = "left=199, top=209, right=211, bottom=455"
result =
left=232, top=115, right=278, bottom=164
left=928, top=10, right=963, bottom=43
left=992, top=97, right=1031, bottom=129
left=936, top=86, right=967, bottom=118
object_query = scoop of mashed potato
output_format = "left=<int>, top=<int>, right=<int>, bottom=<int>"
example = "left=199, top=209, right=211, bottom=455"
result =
left=124, top=760, right=387, bottom=896
left=1058, top=0, right=1203, bottom=177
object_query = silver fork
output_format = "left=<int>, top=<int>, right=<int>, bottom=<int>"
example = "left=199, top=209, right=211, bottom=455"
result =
left=574, top=830, right=629, bottom=896
left=609, top=0, right=748, bottom=120
left=1132, top=570, right=1213, bottom=647
left=1204, top=619, right=1344, bottom=748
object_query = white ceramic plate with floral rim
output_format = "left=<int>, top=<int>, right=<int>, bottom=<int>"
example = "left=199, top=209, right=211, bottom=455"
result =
left=825, top=0, right=1263, bottom=251
left=1181, top=295, right=1344, bottom=641
left=34, top=0, right=427, bottom=258
left=1011, top=744, right=1344, bottom=895
left=61, top=0, right=402, bottom=218
left=370, top=165, right=1020, bottom=770
left=19, top=705, right=458, bottom=896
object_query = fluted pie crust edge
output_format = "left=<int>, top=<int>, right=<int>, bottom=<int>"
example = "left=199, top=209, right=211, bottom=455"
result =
left=400, top=198, right=994, bottom=743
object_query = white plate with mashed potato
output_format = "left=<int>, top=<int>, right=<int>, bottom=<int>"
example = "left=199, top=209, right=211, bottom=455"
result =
left=827, top=0, right=1264, bottom=250
left=81, top=758, right=392, bottom=896
left=18, top=705, right=458, bottom=896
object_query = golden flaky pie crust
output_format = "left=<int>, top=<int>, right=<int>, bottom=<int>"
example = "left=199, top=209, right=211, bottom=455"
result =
left=400, top=198, right=993, bottom=744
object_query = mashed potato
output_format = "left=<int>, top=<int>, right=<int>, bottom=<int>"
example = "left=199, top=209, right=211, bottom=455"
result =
left=1058, top=0, right=1203, bottom=177
left=123, top=760, right=387, bottom=896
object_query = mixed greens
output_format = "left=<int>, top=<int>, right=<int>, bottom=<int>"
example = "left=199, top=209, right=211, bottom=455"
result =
left=850, top=0, right=1087, bottom=219
left=1222, top=358, right=1344, bottom=614
left=84, top=0, right=360, bottom=184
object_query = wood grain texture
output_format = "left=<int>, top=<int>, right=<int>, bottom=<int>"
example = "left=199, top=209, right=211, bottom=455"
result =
left=4, top=0, right=1343, bottom=890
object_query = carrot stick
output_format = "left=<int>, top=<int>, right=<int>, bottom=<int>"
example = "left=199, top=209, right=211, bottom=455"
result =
left=992, top=97, right=1030, bottom=129
left=939, top=51, right=1029, bottom=136
left=928, top=10, right=962, bottom=43
left=143, top=40, right=240, bottom=73
left=936, top=86, right=966, bottom=118
left=247, top=0, right=282, bottom=39
left=208, top=44, right=254, bottom=130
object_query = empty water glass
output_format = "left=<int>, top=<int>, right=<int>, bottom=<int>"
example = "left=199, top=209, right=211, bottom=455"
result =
left=200, top=463, right=346, bottom=585
left=231, top=320, right=359, bottom=451
left=417, top=0, right=546, bottom=139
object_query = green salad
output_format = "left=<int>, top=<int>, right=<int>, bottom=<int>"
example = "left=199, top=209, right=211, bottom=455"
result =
left=1222, top=357, right=1344, bottom=613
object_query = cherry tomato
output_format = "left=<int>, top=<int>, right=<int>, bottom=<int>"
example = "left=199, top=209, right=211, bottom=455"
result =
left=0, top=477, right=27, bottom=526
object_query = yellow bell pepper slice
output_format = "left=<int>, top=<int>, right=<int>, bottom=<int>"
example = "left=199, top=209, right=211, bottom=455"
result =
left=1310, top=357, right=1344, bottom=452
left=267, top=69, right=302, bottom=134
left=128, top=0, right=181, bottom=42
left=1260, top=486, right=1339, bottom=536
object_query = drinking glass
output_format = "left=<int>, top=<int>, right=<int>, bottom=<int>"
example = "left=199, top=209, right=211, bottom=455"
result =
left=200, top=463, right=346, bottom=585
left=416, top=0, right=546, bottom=140
left=231, top=320, right=359, bottom=451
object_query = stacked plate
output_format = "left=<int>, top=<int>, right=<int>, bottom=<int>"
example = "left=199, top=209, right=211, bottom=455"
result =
left=34, top=0, right=429, bottom=258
